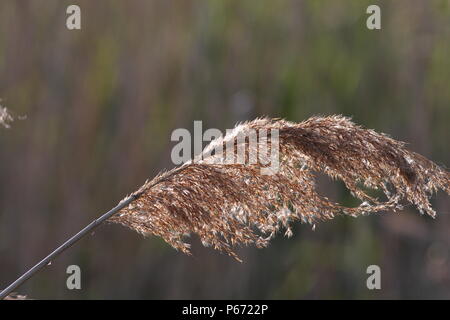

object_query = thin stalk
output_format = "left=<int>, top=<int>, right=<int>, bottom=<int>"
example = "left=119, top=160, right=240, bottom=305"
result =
left=0, top=194, right=137, bottom=300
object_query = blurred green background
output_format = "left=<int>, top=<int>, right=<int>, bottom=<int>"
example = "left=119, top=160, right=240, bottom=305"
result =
left=0, top=0, right=449, bottom=299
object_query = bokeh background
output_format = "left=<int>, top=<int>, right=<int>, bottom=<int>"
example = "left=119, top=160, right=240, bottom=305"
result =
left=0, top=0, right=449, bottom=299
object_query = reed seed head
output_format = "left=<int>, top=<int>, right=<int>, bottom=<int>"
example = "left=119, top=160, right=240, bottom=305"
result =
left=111, top=116, right=449, bottom=261
left=0, top=105, right=13, bottom=129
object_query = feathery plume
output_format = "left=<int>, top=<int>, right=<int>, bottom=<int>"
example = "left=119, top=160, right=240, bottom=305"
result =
left=111, top=116, right=449, bottom=260
left=3, top=293, right=28, bottom=300
left=1, top=115, right=449, bottom=299
left=0, top=105, right=13, bottom=129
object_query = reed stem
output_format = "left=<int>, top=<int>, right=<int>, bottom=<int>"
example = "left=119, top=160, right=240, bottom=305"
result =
left=0, top=195, right=137, bottom=300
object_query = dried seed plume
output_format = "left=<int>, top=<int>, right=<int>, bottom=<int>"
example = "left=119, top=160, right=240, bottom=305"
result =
left=4, top=293, right=28, bottom=300
left=111, top=116, right=449, bottom=260
left=0, top=105, right=14, bottom=129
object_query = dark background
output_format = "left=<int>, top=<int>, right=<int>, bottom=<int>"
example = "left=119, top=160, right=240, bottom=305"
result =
left=0, top=0, right=449, bottom=299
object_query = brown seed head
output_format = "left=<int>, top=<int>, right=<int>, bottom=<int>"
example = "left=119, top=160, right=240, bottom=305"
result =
left=111, top=116, right=449, bottom=261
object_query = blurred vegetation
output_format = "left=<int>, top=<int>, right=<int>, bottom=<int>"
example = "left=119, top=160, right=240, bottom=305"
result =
left=0, top=0, right=449, bottom=299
